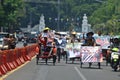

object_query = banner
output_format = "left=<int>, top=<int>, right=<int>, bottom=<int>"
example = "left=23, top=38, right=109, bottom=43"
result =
left=65, top=43, right=82, bottom=58
left=95, top=36, right=110, bottom=49
left=80, top=46, right=103, bottom=62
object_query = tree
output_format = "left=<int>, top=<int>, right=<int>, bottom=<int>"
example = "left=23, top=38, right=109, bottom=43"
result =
left=0, top=0, right=25, bottom=32
left=89, top=0, right=120, bottom=34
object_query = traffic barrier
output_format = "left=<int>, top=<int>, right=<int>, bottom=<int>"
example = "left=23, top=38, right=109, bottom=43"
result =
left=13, top=49, right=19, bottom=67
left=10, top=49, right=18, bottom=69
left=22, top=47, right=30, bottom=61
left=18, top=48, right=25, bottom=64
left=8, top=50, right=16, bottom=69
left=0, top=51, right=8, bottom=75
left=31, top=44, right=39, bottom=57
left=17, top=48, right=25, bottom=65
left=28, top=45, right=35, bottom=58
left=13, top=49, right=21, bottom=66
left=0, top=53, right=5, bottom=76
left=26, top=46, right=33, bottom=60
left=2, top=50, right=12, bottom=72
left=0, top=44, right=39, bottom=76
left=24, top=47, right=31, bottom=61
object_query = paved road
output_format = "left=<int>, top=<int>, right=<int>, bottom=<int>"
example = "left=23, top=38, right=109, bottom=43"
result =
left=1, top=42, right=120, bottom=80
left=4, top=57, right=120, bottom=80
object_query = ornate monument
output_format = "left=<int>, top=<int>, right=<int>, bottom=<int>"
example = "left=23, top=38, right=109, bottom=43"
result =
left=39, top=14, right=45, bottom=32
left=82, top=14, right=91, bottom=33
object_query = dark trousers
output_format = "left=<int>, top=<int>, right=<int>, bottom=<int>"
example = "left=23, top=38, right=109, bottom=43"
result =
left=89, top=62, right=101, bottom=68
left=57, top=48, right=61, bottom=62
left=53, top=55, right=57, bottom=65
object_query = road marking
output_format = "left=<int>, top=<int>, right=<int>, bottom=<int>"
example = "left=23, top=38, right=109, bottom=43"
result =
left=74, top=66, right=87, bottom=80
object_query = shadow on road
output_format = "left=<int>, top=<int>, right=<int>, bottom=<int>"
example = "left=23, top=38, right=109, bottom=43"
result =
left=80, top=67, right=103, bottom=70
left=118, top=75, right=120, bottom=77
left=36, top=61, right=66, bottom=67
left=66, top=62, right=80, bottom=65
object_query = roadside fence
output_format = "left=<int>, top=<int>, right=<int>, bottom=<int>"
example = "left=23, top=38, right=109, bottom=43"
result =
left=0, top=44, right=39, bottom=76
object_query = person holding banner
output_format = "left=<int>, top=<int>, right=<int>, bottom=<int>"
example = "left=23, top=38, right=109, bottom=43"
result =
left=82, top=32, right=101, bottom=68
left=70, top=31, right=79, bottom=63
left=83, top=32, right=96, bottom=46
left=96, top=31, right=111, bottom=66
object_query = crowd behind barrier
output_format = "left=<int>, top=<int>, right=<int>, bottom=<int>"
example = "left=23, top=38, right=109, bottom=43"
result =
left=0, top=44, right=39, bottom=76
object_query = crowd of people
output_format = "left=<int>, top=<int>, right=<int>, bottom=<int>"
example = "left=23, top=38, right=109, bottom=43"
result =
left=2, top=34, right=16, bottom=50
left=37, top=27, right=68, bottom=65
left=36, top=27, right=120, bottom=70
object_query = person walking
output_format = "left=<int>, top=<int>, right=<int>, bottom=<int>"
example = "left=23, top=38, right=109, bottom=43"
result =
left=49, top=42, right=57, bottom=66
left=56, top=36, right=63, bottom=63
left=82, top=32, right=101, bottom=68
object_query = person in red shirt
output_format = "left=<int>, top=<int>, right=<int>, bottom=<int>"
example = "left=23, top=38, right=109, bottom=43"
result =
left=38, top=33, right=48, bottom=48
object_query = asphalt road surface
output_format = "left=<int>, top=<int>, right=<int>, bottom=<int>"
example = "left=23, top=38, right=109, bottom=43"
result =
left=3, top=57, right=120, bottom=80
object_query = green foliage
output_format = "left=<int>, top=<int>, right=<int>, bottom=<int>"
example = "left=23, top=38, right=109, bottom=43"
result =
left=0, top=0, right=120, bottom=34
left=90, top=0, right=120, bottom=35
left=0, top=0, right=25, bottom=32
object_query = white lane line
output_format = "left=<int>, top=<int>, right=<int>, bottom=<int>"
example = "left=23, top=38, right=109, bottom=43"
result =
left=74, top=66, right=87, bottom=80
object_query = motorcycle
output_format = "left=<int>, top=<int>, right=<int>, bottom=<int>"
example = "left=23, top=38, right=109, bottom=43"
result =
left=111, top=48, right=120, bottom=71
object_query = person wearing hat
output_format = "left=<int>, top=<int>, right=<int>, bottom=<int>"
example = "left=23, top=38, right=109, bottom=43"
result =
left=43, top=27, right=50, bottom=32
left=38, top=27, right=50, bottom=48
left=84, top=32, right=96, bottom=46
left=70, top=31, right=77, bottom=43
left=38, top=27, right=51, bottom=64
left=82, top=32, right=101, bottom=68
left=70, top=31, right=79, bottom=63
left=86, top=32, right=95, bottom=67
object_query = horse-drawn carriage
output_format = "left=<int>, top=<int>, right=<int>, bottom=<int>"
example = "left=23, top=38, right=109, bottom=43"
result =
left=36, top=43, right=53, bottom=65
